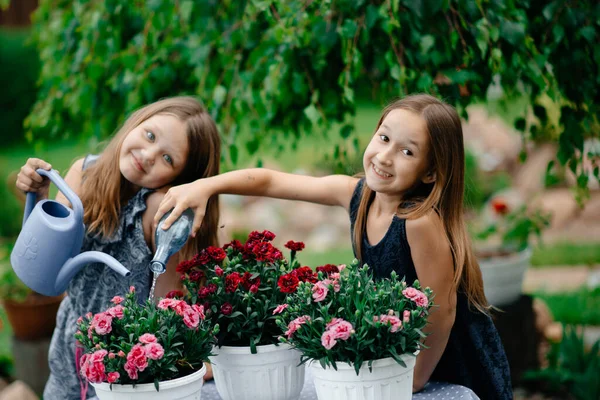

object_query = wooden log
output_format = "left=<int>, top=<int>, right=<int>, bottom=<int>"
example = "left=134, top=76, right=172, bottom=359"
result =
left=10, top=337, right=50, bottom=397
left=491, top=294, right=541, bottom=387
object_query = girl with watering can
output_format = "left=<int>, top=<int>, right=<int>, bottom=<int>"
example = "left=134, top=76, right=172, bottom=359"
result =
left=15, top=97, right=221, bottom=400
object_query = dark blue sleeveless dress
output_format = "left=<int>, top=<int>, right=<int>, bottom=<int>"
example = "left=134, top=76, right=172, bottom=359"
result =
left=349, top=179, right=513, bottom=400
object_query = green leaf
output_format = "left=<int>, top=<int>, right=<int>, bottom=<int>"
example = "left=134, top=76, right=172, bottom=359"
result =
left=500, top=20, right=525, bottom=46
left=579, top=27, right=596, bottom=44
left=420, top=35, right=435, bottom=54
left=303, top=104, right=320, bottom=125
left=228, top=311, right=243, bottom=318
left=213, top=86, right=227, bottom=107
left=229, top=144, right=238, bottom=165
left=365, top=5, right=380, bottom=29
left=533, top=105, right=547, bottom=124
left=246, top=138, right=260, bottom=155
left=514, top=118, right=526, bottom=131
left=180, top=1, right=194, bottom=22
left=340, top=124, right=353, bottom=139
left=338, top=19, right=358, bottom=39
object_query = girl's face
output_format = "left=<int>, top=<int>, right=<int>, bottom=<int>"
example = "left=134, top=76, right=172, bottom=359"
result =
left=362, top=109, right=433, bottom=198
left=119, top=113, right=189, bottom=189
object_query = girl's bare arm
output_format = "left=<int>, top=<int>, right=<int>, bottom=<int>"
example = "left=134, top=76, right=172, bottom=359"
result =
left=406, top=213, right=457, bottom=392
left=155, top=168, right=359, bottom=237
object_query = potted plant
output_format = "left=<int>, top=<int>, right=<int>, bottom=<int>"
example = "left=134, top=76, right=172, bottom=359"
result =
left=473, top=196, right=551, bottom=306
left=0, top=264, right=64, bottom=341
left=179, top=230, right=307, bottom=400
left=75, top=286, right=215, bottom=399
left=275, top=259, right=434, bottom=400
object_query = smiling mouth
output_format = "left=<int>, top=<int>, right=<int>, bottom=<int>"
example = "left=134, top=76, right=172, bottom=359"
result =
left=132, top=154, right=146, bottom=173
left=372, top=163, right=393, bottom=178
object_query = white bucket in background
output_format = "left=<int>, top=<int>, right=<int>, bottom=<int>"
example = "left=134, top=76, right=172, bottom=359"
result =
left=480, top=247, right=532, bottom=306
left=310, top=355, right=416, bottom=400
left=209, top=343, right=305, bottom=400
left=91, top=363, right=206, bottom=400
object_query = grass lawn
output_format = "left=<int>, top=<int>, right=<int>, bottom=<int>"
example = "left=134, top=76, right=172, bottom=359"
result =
left=534, top=287, right=600, bottom=326
left=531, top=242, right=600, bottom=267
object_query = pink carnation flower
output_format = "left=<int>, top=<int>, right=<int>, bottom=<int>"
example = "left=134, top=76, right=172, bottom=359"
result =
left=402, top=287, right=429, bottom=307
left=139, top=333, right=157, bottom=344
left=91, top=313, right=113, bottom=335
left=107, top=372, right=120, bottom=383
left=127, top=344, right=148, bottom=372
left=273, top=304, right=288, bottom=315
left=183, top=306, right=200, bottom=329
left=403, top=310, right=411, bottom=323
left=145, top=342, right=165, bottom=360
left=379, top=315, right=403, bottom=332
left=157, top=298, right=178, bottom=310
left=285, top=315, right=311, bottom=339
left=106, top=305, right=124, bottom=319
left=312, top=281, right=329, bottom=302
left=111, top=296, right=124, bottom=305
left=321, top=330, right=337, bottom=350
left=326, top=319, right=354, bottom=340
left=192, top=304, right=206, bottom=320
left=124, top=361, right=138, bottom=380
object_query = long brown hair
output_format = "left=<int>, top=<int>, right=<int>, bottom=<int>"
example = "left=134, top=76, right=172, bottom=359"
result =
left=353, top=94, right=488, bottom=313
left=79, top=96, right=221, bottom=259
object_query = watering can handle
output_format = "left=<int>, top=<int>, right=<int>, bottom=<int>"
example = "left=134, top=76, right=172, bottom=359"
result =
left=23, top=169, right=84, bottom=227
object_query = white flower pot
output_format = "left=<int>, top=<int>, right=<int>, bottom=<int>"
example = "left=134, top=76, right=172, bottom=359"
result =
left=91, top=364, right=206, bottom=400
left=479, top=247, right=532, bottom=306
left=209, top=343, right=305, bottom=400
left=310, top=355, right=416, bottom=400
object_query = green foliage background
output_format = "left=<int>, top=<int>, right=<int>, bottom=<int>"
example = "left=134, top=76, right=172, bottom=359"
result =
left=25, top=0, right=599, bottom=196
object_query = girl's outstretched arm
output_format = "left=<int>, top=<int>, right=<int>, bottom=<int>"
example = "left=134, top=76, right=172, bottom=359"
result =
left=406, top=212, right=457, bottom=392
left=154, top=168, right=358, bottom=237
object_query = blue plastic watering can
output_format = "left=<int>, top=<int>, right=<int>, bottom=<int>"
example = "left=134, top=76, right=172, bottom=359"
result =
left=10, top=169, right=130, bottom=296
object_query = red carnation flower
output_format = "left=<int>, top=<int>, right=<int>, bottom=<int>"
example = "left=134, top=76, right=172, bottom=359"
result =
left=220, top=303, right=233, bottom=315
left=293, top=266, right=317, bottom=283
left=278, top=273, right=300, bottom=294
left=316, top=264, right=339, bottom=276
left=192, top=250, right=211, bottom=266
left=223, top=239, right=244, bottom=252
left=241, top=272, right=261, bottom=291
left=175, top=260, right=194, bottom=274
left=285, top=240, right=305, bottom=252
left=207, top=246, right=226, bottom=262
left=225, top=272, right=242, bottom=293
left=205, top=283, right=217, bottom=294
left=491, top=199, right=509, bottom=215
left=198, top=287, right=210, bottom=298
left=251, top=242, right=283, bottom=262
left=248, top=230, right=276, bottom=243
left=165, top=290, right=184, bottom=299
left=188, top=270, right=205, bottom=282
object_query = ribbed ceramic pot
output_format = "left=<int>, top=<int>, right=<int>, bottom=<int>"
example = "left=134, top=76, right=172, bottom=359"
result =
left=310, top=355, right=416, bottom=400
left=91, top=364, right=206, bottom=400
left=209, top=343, right=305, bottom=400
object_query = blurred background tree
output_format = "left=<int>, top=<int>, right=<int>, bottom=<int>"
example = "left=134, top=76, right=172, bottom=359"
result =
left=22, top=0, right=598, bottom=200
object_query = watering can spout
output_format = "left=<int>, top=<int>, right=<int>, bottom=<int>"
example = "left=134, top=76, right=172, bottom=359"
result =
left=55, top=251, right=131, bottom=294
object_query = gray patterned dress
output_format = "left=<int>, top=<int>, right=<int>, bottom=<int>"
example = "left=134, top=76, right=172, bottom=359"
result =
left=44, top=155, right=154, bottom=400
